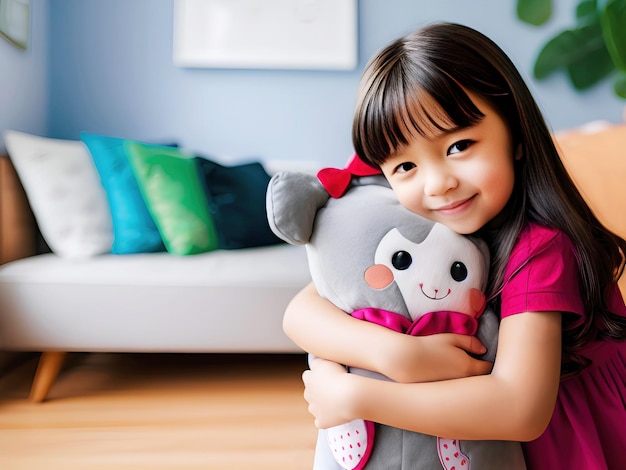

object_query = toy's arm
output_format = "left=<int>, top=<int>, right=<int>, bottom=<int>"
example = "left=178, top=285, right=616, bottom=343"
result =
left=284, top=282, right=493, bottom=383
left=303, top=310, right=562, bottom=441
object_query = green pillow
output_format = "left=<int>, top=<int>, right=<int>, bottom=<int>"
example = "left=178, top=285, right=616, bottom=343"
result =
left=125, top=142, right=219, bottom=255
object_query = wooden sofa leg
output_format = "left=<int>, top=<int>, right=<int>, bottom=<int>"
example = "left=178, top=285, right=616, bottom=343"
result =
left=29, top=351, right=67, bottom=403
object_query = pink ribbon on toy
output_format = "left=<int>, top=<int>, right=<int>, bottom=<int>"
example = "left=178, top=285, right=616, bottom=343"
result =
left=351, top=308, right=479, bottom=337
left=317, top=154, right=381, bottom=198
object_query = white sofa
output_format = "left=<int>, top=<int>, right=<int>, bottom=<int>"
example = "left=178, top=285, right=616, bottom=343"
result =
left=0, top=156, right=310, bottom=402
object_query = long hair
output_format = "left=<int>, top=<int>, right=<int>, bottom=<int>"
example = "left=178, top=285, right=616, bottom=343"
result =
left=353, top=22, right=626, bottom=374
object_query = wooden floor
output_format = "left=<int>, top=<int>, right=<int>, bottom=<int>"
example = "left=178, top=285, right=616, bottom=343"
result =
left=0, top=352, right=317, bottom=470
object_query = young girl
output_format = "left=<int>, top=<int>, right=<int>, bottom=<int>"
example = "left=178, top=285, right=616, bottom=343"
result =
left=283, top=22, right=626, bottom=469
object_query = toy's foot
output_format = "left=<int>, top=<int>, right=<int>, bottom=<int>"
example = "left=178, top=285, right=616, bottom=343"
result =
left=326, top=419, right=374, bottom=470
left=438, top=437, right=470, bottom=470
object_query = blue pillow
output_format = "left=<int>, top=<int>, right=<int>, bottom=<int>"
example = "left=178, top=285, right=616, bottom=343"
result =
left=195, top=156, right=284, bottom=249
left=80, top=132, right=165, bottom=254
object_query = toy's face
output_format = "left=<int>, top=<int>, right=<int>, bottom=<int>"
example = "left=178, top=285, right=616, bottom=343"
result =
left=365, top=223, right=487, bottom=320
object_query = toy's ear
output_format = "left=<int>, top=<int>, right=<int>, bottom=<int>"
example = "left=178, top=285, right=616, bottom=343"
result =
left=266, top=171, right=330, bottom=245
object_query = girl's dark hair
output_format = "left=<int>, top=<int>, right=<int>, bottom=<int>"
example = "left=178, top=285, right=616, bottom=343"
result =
left=353, top=22, right=626, bottom=375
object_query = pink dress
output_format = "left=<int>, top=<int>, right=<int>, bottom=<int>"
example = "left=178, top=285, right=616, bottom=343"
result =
left=500, top=223, right=626, bottom=470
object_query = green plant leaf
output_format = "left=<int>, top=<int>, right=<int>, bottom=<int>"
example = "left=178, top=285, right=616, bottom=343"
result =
left=598, top=0, right=626, bottom=71
left=566, top=51, right=615, bottom=89
left=614, top=73, right=626, bottom=98
left=534, top=31, right=578, bottom=78
left=533, top=23, right=611, bottom=86
left=523, top=0, right=626, bottom=98
left=517, top=0, right=552, bottom=25
left=576, top=0, right=599, bottom=24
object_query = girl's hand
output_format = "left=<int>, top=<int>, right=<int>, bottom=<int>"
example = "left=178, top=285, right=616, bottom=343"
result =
left=301, top=335, right=493, bottom=428
left=303, top=358, right=358, bottom=429
left=378, top=332, right=493, bottom=383
left=285, top=283, right=492, bottom=384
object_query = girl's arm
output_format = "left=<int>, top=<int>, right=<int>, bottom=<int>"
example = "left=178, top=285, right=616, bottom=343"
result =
left=284, top=282, right=493, bottom=383
left=303, top=310, right=562, bottom=441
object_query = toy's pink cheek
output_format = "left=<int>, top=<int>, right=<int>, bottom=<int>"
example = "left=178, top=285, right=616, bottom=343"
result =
left=364, top=264, right=394, bottom=289
left=469, top=288, right=486, bottom=317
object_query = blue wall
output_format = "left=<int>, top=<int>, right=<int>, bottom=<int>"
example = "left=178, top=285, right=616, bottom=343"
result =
left=0, top=0, right=47, bottom=154
left=4, top=0, right=625, bottom=166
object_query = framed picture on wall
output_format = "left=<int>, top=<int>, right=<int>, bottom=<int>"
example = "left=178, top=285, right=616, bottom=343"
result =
left=0, top=0, right=30, bottom=50
left=173, top=0, right=358, bottom=71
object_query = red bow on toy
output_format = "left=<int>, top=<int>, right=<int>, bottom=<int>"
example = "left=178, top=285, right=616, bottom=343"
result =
left=317, top=154, right=381, bottom=198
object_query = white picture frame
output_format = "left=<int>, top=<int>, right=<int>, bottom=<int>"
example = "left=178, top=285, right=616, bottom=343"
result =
left=173, top=0, right=358, bottom=71
left=0, top=0, right=30, bottom=50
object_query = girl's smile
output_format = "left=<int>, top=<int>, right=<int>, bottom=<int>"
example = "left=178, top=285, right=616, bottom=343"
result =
left=379, top=91, right=517, bottom=235
left=433, top=195, right=477, bottom=216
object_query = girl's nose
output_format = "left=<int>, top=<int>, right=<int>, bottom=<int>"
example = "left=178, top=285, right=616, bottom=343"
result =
left=423, top=168, right=458, bottom=196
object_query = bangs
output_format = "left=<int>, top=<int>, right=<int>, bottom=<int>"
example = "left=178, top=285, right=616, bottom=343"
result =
left=353, top=62, right=485, bottom=166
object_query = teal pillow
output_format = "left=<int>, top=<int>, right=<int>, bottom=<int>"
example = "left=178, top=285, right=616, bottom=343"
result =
left=196, top=157, right=284, bottom=249
left=125, top=142, right=219, bottom=255
left=80, top=132, right=165, bottom=254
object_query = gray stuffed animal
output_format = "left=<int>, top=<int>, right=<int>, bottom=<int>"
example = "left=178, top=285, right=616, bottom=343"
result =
left=266, top=159, right=526, bottom=470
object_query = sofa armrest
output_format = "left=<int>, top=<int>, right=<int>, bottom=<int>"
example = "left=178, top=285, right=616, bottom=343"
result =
left=554, top=122, right=626, bottom=296
left=0, top=155, right=38, bottom=265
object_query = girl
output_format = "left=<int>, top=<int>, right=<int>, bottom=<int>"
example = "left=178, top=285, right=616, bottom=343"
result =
left=283, top=22, right=626, bottom=469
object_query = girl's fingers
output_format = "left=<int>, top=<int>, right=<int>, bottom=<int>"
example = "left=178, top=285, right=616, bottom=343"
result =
left=462, top=334, right=487, bottom=355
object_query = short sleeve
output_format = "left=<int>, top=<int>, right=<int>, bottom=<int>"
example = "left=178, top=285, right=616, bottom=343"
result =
left=500, top=224, right=584, bottom=319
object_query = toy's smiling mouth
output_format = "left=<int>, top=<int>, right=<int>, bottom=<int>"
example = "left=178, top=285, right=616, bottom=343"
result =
left=419, top=284, right=451, bottom=300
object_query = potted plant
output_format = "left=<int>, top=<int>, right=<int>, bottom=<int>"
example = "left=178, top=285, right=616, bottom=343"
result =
left=517, top=0, right=626, bottom=98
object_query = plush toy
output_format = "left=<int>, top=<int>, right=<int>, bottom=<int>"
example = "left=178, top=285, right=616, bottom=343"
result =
left=266, top=155, right=526, bottom=470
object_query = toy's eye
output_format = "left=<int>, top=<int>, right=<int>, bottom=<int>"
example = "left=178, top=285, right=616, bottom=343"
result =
left=392, top=251, right=412, bottom=270
left=450, top=261, right=468, bottom=281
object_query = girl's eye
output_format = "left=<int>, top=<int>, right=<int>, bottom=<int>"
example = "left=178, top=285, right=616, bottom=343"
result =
left=448, top=139, right=474, bottom=155
left=394, top=162, right=416, bottom=174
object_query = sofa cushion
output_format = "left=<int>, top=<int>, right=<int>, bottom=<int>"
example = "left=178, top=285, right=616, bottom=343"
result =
left=196, top=157, right=284, bottom=249
left=125, top=141, right=219, bottom=255
left=0, top=244, right=311, bottom=352
left=80, top=132, right=166, bottom=255
left=3, top=130, right=113, bottom=258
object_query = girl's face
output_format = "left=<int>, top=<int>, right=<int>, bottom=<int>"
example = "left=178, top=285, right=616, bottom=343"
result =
left=379, top=91, right=517, bottom=235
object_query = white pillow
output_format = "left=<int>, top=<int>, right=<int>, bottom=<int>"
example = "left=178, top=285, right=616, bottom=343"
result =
left=3, top=130, right=113, bottom=258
